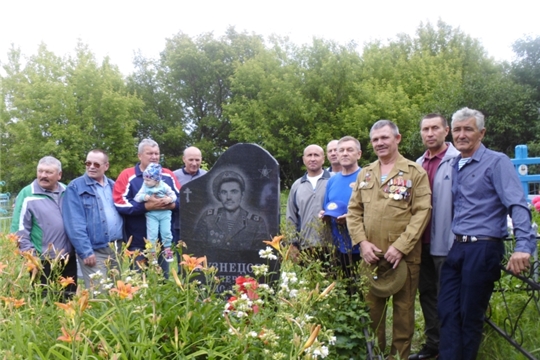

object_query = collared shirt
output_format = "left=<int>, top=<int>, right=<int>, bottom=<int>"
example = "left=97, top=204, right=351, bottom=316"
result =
left=173, top=166, right=208, bottom=186
left=452, top=144, right=536, bottom=254
left=421, top=147, right=447, bottom=244
left=93, top=176, right=124, bottom=241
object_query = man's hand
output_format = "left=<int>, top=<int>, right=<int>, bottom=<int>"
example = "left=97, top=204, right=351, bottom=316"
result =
left=360, top=241, right=383, bottom=264
left=335, top=214, right=347, bottom=225
left=385, top=245, right=404, bottom=269
left=506, top=251, right=530, bottom=275
left=145, top=195, right=175, bottom=211
left=83, top=254, right=97, bottom=267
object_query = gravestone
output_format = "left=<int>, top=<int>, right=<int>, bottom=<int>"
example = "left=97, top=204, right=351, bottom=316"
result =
left=180, top=143, right=280, bottom=292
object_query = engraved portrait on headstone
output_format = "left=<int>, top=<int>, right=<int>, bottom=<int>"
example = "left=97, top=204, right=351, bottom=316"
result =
left=179, top=143, right=280, bottom=291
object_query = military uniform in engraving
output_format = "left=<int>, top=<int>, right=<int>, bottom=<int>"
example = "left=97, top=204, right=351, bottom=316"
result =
left=348, top=154, right=431, bottom=359
left=195, top=206, right=268, bottom=250
left=194, top=170, right=269, bottom=251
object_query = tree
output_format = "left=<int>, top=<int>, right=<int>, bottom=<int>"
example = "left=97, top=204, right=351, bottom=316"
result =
left=128, top=27, right=265, bottom=170
left=1, top=43, right=143, bottom=192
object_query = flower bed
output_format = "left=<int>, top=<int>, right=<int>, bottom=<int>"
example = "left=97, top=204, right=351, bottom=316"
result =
left=0, top=233, right=369, bottom=359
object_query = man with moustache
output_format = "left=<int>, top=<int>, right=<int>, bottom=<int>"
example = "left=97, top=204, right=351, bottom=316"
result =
left=113, top=139, right=180, bottom=277
left=438, top=108, right=535, bottom=360
left=63, top=149, right=124, bottom=290
left=326, top=140, right=342, bottom=175
left=195, top=170, right=268, bottom=250
left=409, top=114, right=459, bottom=360
left=287, top=144, right=331, bottom=249
left=321, top=136, right=362, bottom=275
left=347, top=120, right=431, bottom=360
left=11, top=156, right=77, bottom=296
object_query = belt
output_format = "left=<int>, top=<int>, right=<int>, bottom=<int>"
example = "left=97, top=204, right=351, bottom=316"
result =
left=454, top=235, right=501, bottom=243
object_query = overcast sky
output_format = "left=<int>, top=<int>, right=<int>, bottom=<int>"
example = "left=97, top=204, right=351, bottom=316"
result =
left=1, top=0, right=539, bottom=76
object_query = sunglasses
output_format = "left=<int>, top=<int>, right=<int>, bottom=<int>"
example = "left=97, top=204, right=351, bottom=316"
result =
left=85, top=161, right=105, bottom=168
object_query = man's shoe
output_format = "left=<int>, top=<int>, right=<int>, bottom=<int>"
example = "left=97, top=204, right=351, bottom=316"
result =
left=408, top=345, right=438, bottom=360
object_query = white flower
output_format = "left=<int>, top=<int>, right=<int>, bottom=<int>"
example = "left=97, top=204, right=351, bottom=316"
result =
left=103, top=283, right=113, bottom=290
left=328, top=336, right=336, bottom=345
left=252, top=264, right=269, bottom=276
left=289, top=289, right=298, bottom=298
left=259, top=247, right=277, bottom=260
left=236, top=311, right=246, bottom=318
left=313, top=346, right=329, bottom=358
left=249, top=331, right=258, bottom=338
left=125, top=276, right=132, bottom=282
left=89, top=270, right=103, bottom=279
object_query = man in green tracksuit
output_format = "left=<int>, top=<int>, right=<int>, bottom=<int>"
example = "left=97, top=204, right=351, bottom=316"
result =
left=11, top=156, right=77, bottom=295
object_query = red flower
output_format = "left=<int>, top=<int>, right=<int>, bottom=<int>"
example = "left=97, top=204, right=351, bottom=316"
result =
left=236, top=276, right=259, bottom=299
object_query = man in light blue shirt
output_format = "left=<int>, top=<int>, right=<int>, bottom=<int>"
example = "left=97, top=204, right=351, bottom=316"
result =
left=63, top=149, right=124, bottom=291
left=438, top=107, right=536, bottom=360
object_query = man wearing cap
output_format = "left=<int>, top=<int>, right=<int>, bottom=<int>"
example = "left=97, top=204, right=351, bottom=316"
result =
left=194, top=170, right=268, bottom=250
left=286, top=144, right=330, bottom=249
left=326, top=140, right=342, bottom=175
left=437, top=108, right=535, bottom=360
left=113, top=139, right=180, bottom=277
left=347, top=120, right=432, bottom=360
left=409, top=114, right=459, bottom=360
left=63, top=149, right=124, bottom=291
left=321, top=136, right=362, bottom=275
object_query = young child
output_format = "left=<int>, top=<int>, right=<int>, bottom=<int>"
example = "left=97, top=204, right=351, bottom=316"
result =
left=135, top=163, right=177, bottom=262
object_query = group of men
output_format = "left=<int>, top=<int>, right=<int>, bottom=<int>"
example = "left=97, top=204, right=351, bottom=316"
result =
left=9, top=106, right=535, bottom=359
left=286, top=108, right=535, bottom=360
left=11, top=141, right=206, bottom=291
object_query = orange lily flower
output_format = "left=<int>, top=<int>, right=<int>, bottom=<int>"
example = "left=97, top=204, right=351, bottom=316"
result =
left=13, top=298, right=26, bottom=308
left=77, top=290, right=90, bottom=312
left=57, top=327, right=81, bottom=343
left=55, top=301, right=76, bottom=318
left=58, top=276, right=75, bottom=288
left=6, top=233, right=19, bottom=244
left=109, top=280, right=139, bottom=300
left=180, top=254, right=207, bottom=272
left=263, top=235, right=283, bottom=252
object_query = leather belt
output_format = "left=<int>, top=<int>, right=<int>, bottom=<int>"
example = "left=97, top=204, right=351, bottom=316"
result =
left=454, top=235, right=501, bottom=243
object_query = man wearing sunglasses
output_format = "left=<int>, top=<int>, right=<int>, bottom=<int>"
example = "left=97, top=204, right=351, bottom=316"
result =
left=63, top=149, right=124, bottom=291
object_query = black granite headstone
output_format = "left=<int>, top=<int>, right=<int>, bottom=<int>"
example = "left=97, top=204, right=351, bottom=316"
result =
left=179, top=143, right=280, bottom=292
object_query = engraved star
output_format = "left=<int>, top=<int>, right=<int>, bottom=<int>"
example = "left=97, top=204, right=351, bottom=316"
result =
left=259, top=165, right=272, bottom=178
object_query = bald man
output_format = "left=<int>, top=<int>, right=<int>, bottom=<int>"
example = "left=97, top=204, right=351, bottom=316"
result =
left=173, top=146, right=208, bottom=244
left=286, top=144, right=331, bottom=249
left=173, top=146, right=207, bottom=185
left=326, top=140, right=342, bottom=174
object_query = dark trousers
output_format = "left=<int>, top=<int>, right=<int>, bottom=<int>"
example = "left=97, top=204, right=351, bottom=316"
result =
left=131, top=247, right=170, bottom=279
left=418, top=244, right=446, bottom=350
left=38, top=251, right=78, bottom=298
left=438, top=241, right=504, bottom=360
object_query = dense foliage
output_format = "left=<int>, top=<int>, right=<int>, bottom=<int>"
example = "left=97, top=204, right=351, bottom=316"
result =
left=1, top=21, right=539, bottom=191
left=0, top=231, right=370, bottom=359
